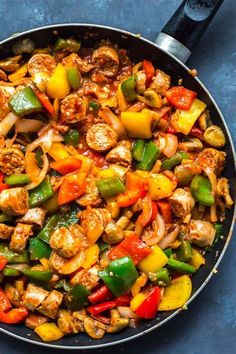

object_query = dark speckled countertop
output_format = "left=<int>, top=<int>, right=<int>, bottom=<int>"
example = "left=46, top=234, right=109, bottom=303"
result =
left=0, top=1, right=235, bottom=353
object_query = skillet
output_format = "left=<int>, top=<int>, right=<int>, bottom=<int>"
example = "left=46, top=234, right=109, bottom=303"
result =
left=0, top=0, right=235, bottom=349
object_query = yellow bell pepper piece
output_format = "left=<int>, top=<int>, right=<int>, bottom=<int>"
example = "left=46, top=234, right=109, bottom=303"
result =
left=47, top=63, right=70, bottom=99
left=97, top=168, right=116, bottom=179
left=99, top=96, right=118, bottom=108
left=34, top=323, right=64, bottom=342
left=82, top=244, right=99, bottom=270
left=138, top=245, right=168, bottom=274
left=48, top=142, right=70, bottom=161
left=131, top=273, right=148, bottom=297
left=148, top=173, right=174, bottom=200
left=189, top=248, right=206, bottom=270
left=171, top=98, right=206, bottom=135
left=8, top=64, right=28, bottom=82
left=158, top=275, right=192, bottom=311
left=39, top=258, right=50, bottom=270
left=117, top=83, right=128, bottom=111
left=121, top=111, right=152, bottom=139
left=130, top=293, right=147, bottom=312
left=142, top=108, right=162, bottom=122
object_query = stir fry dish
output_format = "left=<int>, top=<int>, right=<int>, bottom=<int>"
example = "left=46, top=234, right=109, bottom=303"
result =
left=0, top=37, right=233, bottom=342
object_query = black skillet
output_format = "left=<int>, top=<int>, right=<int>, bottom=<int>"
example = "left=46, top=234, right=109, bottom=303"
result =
left=0, top=0, right=235, bottom=349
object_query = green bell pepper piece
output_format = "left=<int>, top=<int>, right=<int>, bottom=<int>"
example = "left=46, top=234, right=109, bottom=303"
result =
left=137, top=141, right=160, bottom=171
left=3, top=263, right=29, bottom=276
left=206, top=223, right=223, bottom=252
left=64, top=284, right=90, bottom=310
left=67, top=67, right=82, bottom=90
left=54, top=38, right=81, bottom=52
left=168, top=257, right=196, bottom=274
left=54, top=279, right=72, bottom=292
left=96, top=176, right=126, bottom=199
left=132, top=139, right=145, bottom=162
left=35, top=147, right=44, bottom=168
left=89, top=101, right=100, bottom=111
left=190, top=175, right=215, bottom=206
left=99, top=256, right=139, bottom=297
left=176, top=240, right=193, bottom=262
left=29, top=176, right=54, bottom=207
left=97, top=240, right=109, bottom=253
left=121, top=76, right=137, bottom=101
left=9, top=87, right=42, bottom=117
left=22, top=269, right=53, bottom=282
left=37, top=214, right=60, bottom=243
left=161, top=151, right=189, bottom=170
left=5, top=174, right=31, bottom=186
left=0, top=244, right=29, bottom=263
left=163, top=248, right=173, bottom=258
left=149, top=267, right=171, bottom=286
left=64, top=128, right=80, bottom=147
left=29, top=238, right=51, bottom=260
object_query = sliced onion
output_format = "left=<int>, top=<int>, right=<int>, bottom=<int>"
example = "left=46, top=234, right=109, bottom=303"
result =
left=163, top=134, right=178, bottom=158
left=98, top=106, right=127, bottom=139
left=142, top=213, right=165, bottom=246
left=0, top=112, right=19, bottom=136
left=117, top=307, right=138, bottom=319
left=25, top=154, right=49, bottom=190
left=26, top=128, right=63, bottom=153
left=158, top=224, right=180, bottom=250
left=15, top=118, right=44, bottom=133
left=128, top=319, right=140, bottom=328
left=158, top=135, right=166, bottom=153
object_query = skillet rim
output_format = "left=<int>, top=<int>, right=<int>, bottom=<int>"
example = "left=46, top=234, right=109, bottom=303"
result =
left=0, top=23, right=235, bottom=350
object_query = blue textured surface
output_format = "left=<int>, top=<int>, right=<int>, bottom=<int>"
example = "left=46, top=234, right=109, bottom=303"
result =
left=0, top=1, right=235, bottom=353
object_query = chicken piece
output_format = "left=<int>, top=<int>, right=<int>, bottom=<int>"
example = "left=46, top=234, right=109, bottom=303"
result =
left=0, top=147, right=25, bottom=175
left=169, top=188, right=195, bottom=219
left=79, top=207, right=111, bottom=244
left=70, top=265, right=100, bottom=290
left=103, top=221, right=124, bottom=244
left=49, top=225, right=83, bottom=258
left=49, top=251, right=67, bottom=273
left=37, top=290, right=63, bottom=319
left=4, top=283, right=22, bottom=307
left=25, top=313, right=48, bottom=330
left=57, top=310, right=84, bottom=335
left=106, top=140, right=132, bottom=167
left=0, top=223, right=14, bottom=239
left=22, top=284, right=49, bottom=311
left=9, top=223, right=33, bottom=252
left=0, top=187, right=29, bottom=215
left=60, top=93, right=87, bottom=124
left=0, top=55, right=22, bottom=72
left=18, top=208, right=46, bottom=228
left=0, top=86, right=15, bottom=120
left=198, top=148, right=226, bottom=176
left=92, top=46, right=119, bottom=78
left=62, top=52, right=94, bottom=73
left=216, top=178, right=234, bottom=209
left=84, top=316, right=107, bottom=339
left=86, top=123, right=118, bottom=152
left=27, top=54, right=56, bottom=76
left=187, top=219, right=216, bottom=247
left=149, top=69, right=171, bottom=95
left=76, top=175, right=101, bottom=207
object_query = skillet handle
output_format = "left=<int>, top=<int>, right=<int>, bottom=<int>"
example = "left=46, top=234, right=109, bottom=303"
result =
left=155, top=0, right=223, bottom=63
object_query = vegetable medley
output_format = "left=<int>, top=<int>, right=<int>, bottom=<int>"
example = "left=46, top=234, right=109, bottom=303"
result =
left=0, top=36, right=233, bottom=342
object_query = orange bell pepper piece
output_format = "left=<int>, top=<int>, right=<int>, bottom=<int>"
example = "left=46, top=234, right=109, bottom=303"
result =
left=117, top=172, right=148, bottom=207
left=156, top=200, right=172, bottom=223
left=51, top=156, right=82, bottom=175
left=58, top=171, right=86, bottom=205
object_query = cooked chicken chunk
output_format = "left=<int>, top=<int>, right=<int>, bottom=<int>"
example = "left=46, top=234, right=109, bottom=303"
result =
left=216, top=178, right=234, bottom=209
left=86, top=123, right=118, bottom=152
left=0, top=223, right=14, bottom=239
left=198, top=148, right=226, bottom=176
left=18, top=208, right=46, bottom=228
left=62, top=53, right=94, bottom=73
left=4, top=283, right=22, bottom=307
left=70, top=265, right=100, bottom=290
left=0, top=86, right=15, bottom=120
left=60, top=93, right=87, bottom=123
left=50, top=225, right=83, bottom=258
left=37, top=290, right=63, bottom=319
left=0, top=187, right=29, bottom=215
left=27, top=54, right=56, bottom=75
left=149, top=69, right=170, bottom=95
left=106, top=141, right=132, bottom=167
left=57, top=310, right=84, bottom=335
left=92, top=46, right=119, bottom=77
left=187, top=219, right=216, bottom=247
left=9, top=223, right=33, bottom=253
left=22, top=284, right=49, bottom=311
left=0, top=147, right=25, bottom=175
left=169, top=188, right=195, bottom=218
left=76, top=175, right=101, bottom=207
left=25, top=313, right=48, bottom=330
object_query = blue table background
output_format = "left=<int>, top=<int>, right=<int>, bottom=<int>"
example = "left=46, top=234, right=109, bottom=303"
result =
left=0, top=1, right=235, bottom=353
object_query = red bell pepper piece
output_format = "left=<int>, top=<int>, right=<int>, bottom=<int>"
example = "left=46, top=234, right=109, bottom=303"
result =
left=58, top=171, right=86, bottom=205
left=143, top=60, right=155, bottom=87
left=166, top=125, right=176, bottom=134
left=88, top=285, right=113, bottom=304
left=189, top=126, right=203, bottom=139
left=0, top=255, right=8, bottom=271
left=0, top=307, right=28, bottom=324
left=51, top=156, right=82, bottom=175
left=108, top=234, right=151, bottom=265
left=157, top=200, right=172, bottom=223
left=34, top=90, right=55, bottom=116
left=135, top=286, right=161, bottom=319
left=117, top=173, right=148, bottom=207
left=0, top=288, right=12, bottom=312
left=165, top=86, right=197, bottom=110
left=151, top=202, right=158, bottom=222
left=0, top=172, right=9, bottom=192
left=87, top=300, right=117, bottom=316
left=115, top=294, right=131, bottom=306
